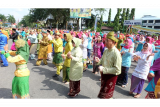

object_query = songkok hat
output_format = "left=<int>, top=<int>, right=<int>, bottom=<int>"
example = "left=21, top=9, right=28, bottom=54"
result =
left=107, top=31, right=118, bottom=43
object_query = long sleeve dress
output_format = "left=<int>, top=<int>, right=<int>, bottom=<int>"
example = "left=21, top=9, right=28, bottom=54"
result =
left=5, top=51, right=30, bottom=99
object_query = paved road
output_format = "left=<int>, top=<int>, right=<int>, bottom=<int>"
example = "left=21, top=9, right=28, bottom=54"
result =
left=0, top=39, right=148, bottom=99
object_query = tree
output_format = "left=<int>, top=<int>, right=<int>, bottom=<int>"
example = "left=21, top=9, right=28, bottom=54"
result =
left=114, top=8, right=122, bottom=32
left=120, top=8, right=126, bottom=32
left=130, top=8, right=135, bottom=20
left=125, top=8, right=130, bottom=20
left=0, top=14, right=7, bottom=23
left=108, top=8, right=111, bottom=24
left=85, top=14, right=95, bottom=28
left=99, top=15, right=103, bottom=29
left=7, top=14, right=16, bottom=24
left=29, top=8, right=70, bottom=29
left=19, top=15, right=35, bottom=28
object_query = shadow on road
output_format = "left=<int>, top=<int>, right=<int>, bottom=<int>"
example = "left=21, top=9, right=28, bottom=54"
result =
left=83, top=69, right=101, bottom=81
left=31, top=67, right=90, bottom=99
left=0, top=88, right=12, bottom=99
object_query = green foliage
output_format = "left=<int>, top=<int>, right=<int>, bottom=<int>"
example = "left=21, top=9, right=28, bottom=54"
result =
left=114, top=8, right=122, bottom=32
left=108, top=8, right=111, bottom=24
left=126, top=8, right=130, bottom=20
left=7, top=14, right=16, bottom=24
left=130, top=8, right=135, bottom=20
left=85, top=14, right=95, bottom=28
left=0, top=14, right=7, bottom=22
left=120, top=8, right=126, bottom=32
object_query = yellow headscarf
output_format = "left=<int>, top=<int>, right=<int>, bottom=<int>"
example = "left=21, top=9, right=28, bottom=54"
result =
left=64, top=33, right=72, bottom=42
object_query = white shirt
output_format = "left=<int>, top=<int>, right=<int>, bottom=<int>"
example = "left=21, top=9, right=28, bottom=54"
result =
left=131, top=51, right=153, bottom=80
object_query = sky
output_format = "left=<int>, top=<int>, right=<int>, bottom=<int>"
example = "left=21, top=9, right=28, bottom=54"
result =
left=1, top=8, right=160, bottom=23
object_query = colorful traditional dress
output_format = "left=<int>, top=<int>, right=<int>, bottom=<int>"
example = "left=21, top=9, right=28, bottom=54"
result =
left=37, top=33, right=42, bottom=54
left=36, top=35, right=49, bottom=66
left=68, top=38, right=83, bottom=97
left=97, top=31, right=121, bottom=99
left=1, top=39, right=30, bottom=99
left=49, top=37, right=63, bottom=76
left=62, top=33, right=73, bottom=82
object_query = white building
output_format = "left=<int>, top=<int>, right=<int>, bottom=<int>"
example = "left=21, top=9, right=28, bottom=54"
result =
left=141, top=15, right=160, bottom=29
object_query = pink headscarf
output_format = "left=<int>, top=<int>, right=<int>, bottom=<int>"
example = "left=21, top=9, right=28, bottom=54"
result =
left=146, top=37, right=152, bottom=44
left=142, top=43, right=152, bottom=54
left=124, top=39, right=133, bottom=49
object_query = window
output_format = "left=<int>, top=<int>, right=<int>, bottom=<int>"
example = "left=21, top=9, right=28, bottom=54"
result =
left=148, top=26, right=152, bottom=28
left=142, top=20, right=147, bottom=23
left=148, top=20, right=153, bottom=23
left=155, top=20, right=160, bottom=23
left=154, top=26, right=160, bottom=29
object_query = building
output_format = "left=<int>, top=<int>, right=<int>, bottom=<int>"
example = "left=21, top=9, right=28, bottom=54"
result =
left=142, top=15, right=160, bottom=29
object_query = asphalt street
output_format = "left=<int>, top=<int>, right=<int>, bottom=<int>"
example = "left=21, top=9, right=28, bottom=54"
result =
left=0, top=39, right=148, bottom=99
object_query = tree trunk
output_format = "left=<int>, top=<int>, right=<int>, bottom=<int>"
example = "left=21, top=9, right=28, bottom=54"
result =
left=66, top=21, right=68, bottom=30
left=77, top=18, right=79, bottom=31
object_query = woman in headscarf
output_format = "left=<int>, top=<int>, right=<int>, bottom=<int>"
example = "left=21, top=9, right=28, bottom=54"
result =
left=145, top=57, right=160, bottom=99
left=92, top=35, right=104, bottom=74
left=79, top=34, right=88, bottom=71
left=67, top=38, right=83, bottom=97
left=61, top=33, right=73, bottom=84
left=135, top=35, right=145, bottom=52
left=116, top=39, right=133, bottom=88
left=129, top=43, right=154, bottom=98
left=0, top=39, right=30, bottom=99
left=154, top=35, right=160, bottom=61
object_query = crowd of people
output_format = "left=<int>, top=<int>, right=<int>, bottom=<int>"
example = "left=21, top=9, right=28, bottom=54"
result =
left=0, top=26, right=160, bottom=99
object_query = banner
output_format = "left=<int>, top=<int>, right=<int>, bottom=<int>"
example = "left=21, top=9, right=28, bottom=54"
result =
left=70, top=8, right=91, bottom=19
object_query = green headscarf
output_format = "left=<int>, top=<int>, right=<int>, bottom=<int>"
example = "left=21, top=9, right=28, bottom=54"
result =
left=72, top=38, right=82, bottom=48
left=15, top=39, right=30, bottom=63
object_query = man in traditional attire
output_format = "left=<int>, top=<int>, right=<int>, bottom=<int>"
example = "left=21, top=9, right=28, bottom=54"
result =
left=95, top=31, right=122, bottom=99
left=36, top=30, right=49, bottom=66
left=0, top=30, right=8, bottom=67
left=48, top=32, right=63, bottom=77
